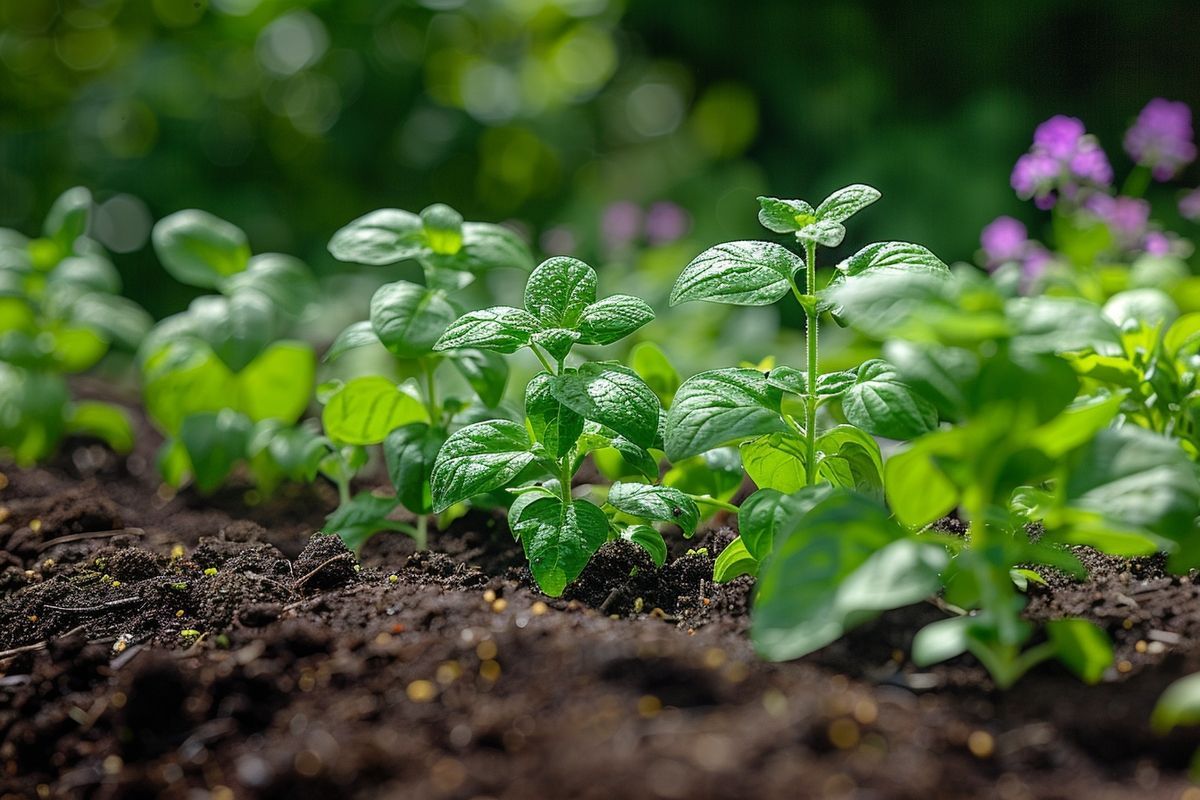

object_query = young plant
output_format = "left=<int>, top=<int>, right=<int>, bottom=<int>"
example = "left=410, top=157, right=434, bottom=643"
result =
left=0, top=187, right=151, bottom=462
left=428, top=256, right=710, bottom=595
left=140, top=210, right=321, bottom=493
left=665, top=185, right=949, bottom=579
left=749, top=267, right=1200, bottom=687
left=320, top=203, right=534, bottom=549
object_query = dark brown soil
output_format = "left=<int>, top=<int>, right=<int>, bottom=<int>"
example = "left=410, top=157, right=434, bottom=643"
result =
left=2, top=438, right=1200, bottom=799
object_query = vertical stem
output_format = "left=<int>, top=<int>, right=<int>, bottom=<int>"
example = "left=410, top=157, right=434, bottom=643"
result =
left=531, top=344, right=557, bottom=376
left=335, top=473, right=351, bottom=507
left=415, top=515, right=428, bottom=551
left=421, top=358, right=439, bottom=422
left=804, top=240, right=819, bottom=486
left=558, top=459, right=573, bottom=506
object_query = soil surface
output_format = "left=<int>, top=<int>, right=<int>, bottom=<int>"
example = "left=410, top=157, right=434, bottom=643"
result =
left=3, top=432, right=1200, bottom=799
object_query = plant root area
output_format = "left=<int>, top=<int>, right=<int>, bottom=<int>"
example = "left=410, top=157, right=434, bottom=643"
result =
left=3, top=444, right=1200, bottom=799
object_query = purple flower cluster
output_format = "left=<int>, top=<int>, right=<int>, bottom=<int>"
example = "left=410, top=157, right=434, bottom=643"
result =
left=1181, top=187, right=1200, bottom=222
left=1124, top=98, right=1197, bottom=181
left=979, top=216, right=1053, bottom=290
left=1011, top=116, right=1113, bottom=209
left=601, top=200, right=691, bottom=251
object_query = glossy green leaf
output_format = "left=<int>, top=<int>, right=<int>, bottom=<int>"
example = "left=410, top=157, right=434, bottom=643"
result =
left=526, top=372, right=585, bottom=459
left=713, top=537, right=757, bottom=582
left=608, top=481, right=699, bottom=536
left=434, top=306, right=540, bottom=354
left=420, top=203, right=464, bottom=255
left=179, top=410, right=253, bottom=493
left=328, top=209, right=425, bottom=265
left=384, top=422, right=446, bottom=515
left=153, top=210, right=251, bottom=289
left=814, top=184, right=881, bottom=223
left=44, top=187, right=91, bottom=251
left=370, top=281, right=458, bottom=359
left=450, top=348, right=509, bottom=407
left=794, top=219, right=846, bottom=248
left=665, top=368, right=785, bottom=460
left=142, top=340, right=237, bottom=436
left=670, top=241, right=800, bottom=306
left=524, top=256, right=597, bottom=327
left=623, top=524, right=667, bottom=568
left=321, top=376, right=428, bottom=445
left=445, top=222, right=535, bottom=273
left=511, top=495, right=608, bottom=596
left=757, top=197, right=816, bottom=234
left=576, top=295, right=655, bottom=346
left=741, top=431, right=807, bottom=493
left=842, top=359, right=938, bottom=440
left=552, top=362, right=660, bottom=448
left=530, top=327, right=580, bottom=361
left=815, top=425, right=885, bottom=495
left=430, top=420, right=535, bottom=512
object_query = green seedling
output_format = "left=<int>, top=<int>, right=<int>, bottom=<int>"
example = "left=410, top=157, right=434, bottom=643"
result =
left=0, top=187, right=152, bottom=462
left=320, top=203, right=534, bottom=549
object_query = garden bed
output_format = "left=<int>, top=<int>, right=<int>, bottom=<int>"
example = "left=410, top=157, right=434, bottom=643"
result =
left=2, top=432, right=1200, bottom=799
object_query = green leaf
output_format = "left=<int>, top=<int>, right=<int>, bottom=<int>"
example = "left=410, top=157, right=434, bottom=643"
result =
left=757, top=197, right=816, bottom=234
left=630, top=342, right=680, bottom=405
left=794, top=220, right=846, bottom=248
left=420, top=203, right=464, bottom=255
left=44, top=187, right=91, bottom=251
left=885, top=427, right=971, bottom=528
left=439, top=222, right=535, bottom=273
left=665, top=368, right=785, bottom=461
left=328, top=209, right=426, bottom=265
left=762, top=366, right=855, bottom=400
left=50, top=254, right=121, bottom=294
left=753, top=492, right=948, bottom=660
left=1007, top=297, right=1122, bottom=355
left=63, top=293, right=153, bottom=351
left=531, top=328, right=580, bottom=361
left=255, top=423, right=328, bottom=482
left=434, top=306, right=540, bottom=354
left=663, top=448, right=743, bottom=506
left=224, top=253, right=316, bottom=320
left=50, top=326, right=107, bottom=373
left=157, top=439, right=190, bottom=487
left=322, top=492, right=408, bottom=551
left=836, top=241, right=949, bottom=280
left=524, top=256, right=597, bottom=327
left=882, top=341, right=978, bottom=422
left=670, top=241, right=801, bottom=306
left=1164, top=312, right=1200, bottom=357
left=1027, top=391, right=1122, bottom=459
left=384, top=422, right=446, bottom=515
left=737, top=486, right=832, bottom=561
left=1152, top=672, right=1200, bottom=733
left=511, top=496, right=608, bottom=596
left=1103, top=288, right=1178, bottom=330
left=608, top=482, right=699, bottom=536
left=552, top=362, right=660, bottom=448
left=430, top=420, right=535, bottom=512
left=841, top=359, right=939, bottom=440
left=912, top=615, right=972, bottom=667
left=370, top=281, right=458, bottom=359
left=1046, top=619, right=1113, bottom=684
left=325, top=320, right=381, bottom=362
left=713, top=537, right=757, bottom=582
left=815, top=425, right=885, bottom=495
left=179, top=410, right=253, bottom=493
left=65, top=401, right=134, bottom=453
left=578, top=422, right=660, bottom=482
left=450, top=348, right=509, bottom=407
left=814, top=184, right=881, bottom=223
left=321, top=376, right=428, bottom=445
left=577, top=295, right=655, bottom=346
left=142, top=340, right=237, bottom=437
left=237, top=341, right=315, bottom=424
left=526, top=372, right=585, bottom=459
left=623, top=525, right=667, bottom=568
left=741, top=431, right=807, bottom=493
left=153, top=210, right=251, bottom=289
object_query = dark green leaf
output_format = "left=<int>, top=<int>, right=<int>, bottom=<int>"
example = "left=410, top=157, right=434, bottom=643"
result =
left=328, top=209, right=425, bottom=265
left=224, top=253, right=317, bottom=319
left=737, top=485, right=833, bottom=561
left=608, top=481, right=699, bottom=536
left=65, top=401, right=134, bottom=453
left=43, top=187, right=91, bottom=251
left=179, top=410, right=253, bottom=493
left=531, top=327, right=581, bottom=361
left=325, top=320, right=381, bottom=362
left=434, top=306, right=539, bottom=354
left=665, top=368, right=785, bottom=460
left=524, top=256, right=597, bottom=327
left=322, top=493, right=408, bottom=551
left=623, top=524, right=667, bottom=568
left=370, top=281, right=458, bottom=359
left=842, top=359, right=939, bottom=439
left=385, top=423, right=446, bottom=515
left=511, top=496, right=608, bottom=596
left=577, top=294, right=655, bottom=345
left=1046, top=618, right=1113, bottom=684
left=713, top=537, right=757, bottom=582
left=450, top=348, right=509, bottom=407
left=670, top=241, right=800, bottom=306
left=552, top=362, right=660, bottom=448
left=431, top=420, right=535, bottom=512
left=757, top=197, right=816, bottom=234
left=526, top=372, right=584, bottom=459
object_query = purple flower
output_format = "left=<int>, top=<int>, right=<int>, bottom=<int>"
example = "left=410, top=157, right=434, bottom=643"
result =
left=980, top=216, right=1028, bottom=266
left=1034, top=115, right=1086, bottom=159
left=644, top=202, right=690, bottom=246
left=1022, top=246, right=1053, bottom=287
left=1181, top=187, right=1200, bottom=222
left=1143, top=231, right=1171, bottom=256
left=1124, top=98, right=1197, bottom=181
left=1085, top=194, right=1158, bottom=252
left=601, top=201, right=641, bottom=250
left=1011, top=115, right=1112, bottom=208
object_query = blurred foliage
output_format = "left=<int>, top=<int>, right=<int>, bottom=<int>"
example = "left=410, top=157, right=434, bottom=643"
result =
left=2, top=0, right=1198, bottom=376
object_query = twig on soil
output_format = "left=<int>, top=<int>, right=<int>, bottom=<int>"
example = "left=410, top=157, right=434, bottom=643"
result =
left=35, top=527, right=146, bottom=552
left=0, top=624, right=88, bottom=663
left=43, top=596, right=144, bottom=614
left=292, top=552, right=353, bottom=590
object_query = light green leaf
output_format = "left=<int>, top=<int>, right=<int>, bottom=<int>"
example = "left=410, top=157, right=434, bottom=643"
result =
left=794, top=220, right=846, bottom=248
left=328, top=209, right=425, bottom=265
left=816, top=425, right=885, bottom=496
left=623, top=524, right=668, bottom=568
left=737, top=485, right=832, bottom=561
left=741, top=431, right=807, bottom=493
left=670, top=241, right=801, bottom=306
left=238, top=341, right=315, bottom=424
left=757, top=197, right=816, bottom=234
left=430, top=420, right=535, bottom=512
left=885, top=427, right=971, bottom=528
left=511, top=496, right=608, bottom=596
left=1046, top=618, right=1113, bottom=684
left=224, top=253, right=316, bottom=319
left=142, top=340, right=237, bottom=436
left=630, top=342, right=680, bottom=405
left=551, top=362, right=660, bottom=448
left=836, top=241, right=948, bottom=279
left=814, top=184, right=881, bottom=223
left=577, top=295, right=655, bottom=346
left=44, top=187, right=91, bottom=251
left=1152, top=672, right=1200, bottom=733
left=321, top=375, right=428, bottom=445
left=66, top=401, right=134, bottom=453
left=153, top=210, right=251, bottom=289
left=912, top=615, right=972, bottom=667
left=434, top=306, right=539, bottom=354
left=370, top=281, right=458, bottom=359
left=325, top=320, right=381, bottom=362
left=713, top=537, right=757, bottom=582
left=524, top=256, right=597, bottom=327
left=842, top=359, right=938, bottom=440
left=608, top=481, right=699, bottom=536
left=420, top=203, right=464, bottom=255
left=442, top=222, right=535, bottom=273
left=665, top=368, right=785, bottom=460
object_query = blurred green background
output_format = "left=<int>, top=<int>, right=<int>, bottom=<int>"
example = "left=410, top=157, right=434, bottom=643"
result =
left=3, top=0, right=1199, bottom=327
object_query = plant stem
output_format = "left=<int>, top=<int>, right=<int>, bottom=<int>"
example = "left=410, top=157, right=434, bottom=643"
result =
left=1121, top=164, right=1151, bottom=198
left=336, top=474, right=351, bottom=507
left=803, top=240, right=819, bottom=485
left=691, top=495, right=739, bottom=514
left=420, top=358, right=439, bottom=422
left=558, top=459, right=573, bottom=505
left=415, top=515, right=428, bottom=551
left=531, top=344, right=556, bottom=376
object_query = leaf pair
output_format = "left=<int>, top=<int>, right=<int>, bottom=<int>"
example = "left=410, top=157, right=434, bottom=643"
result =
left=757, top=184, right=881, bottom=247
left=435, top=257, right=655, bottom=360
